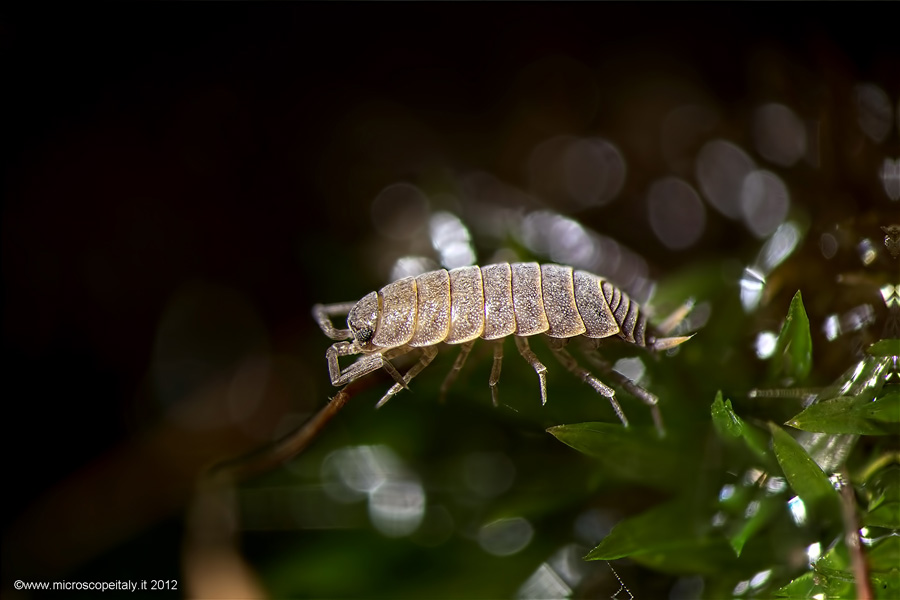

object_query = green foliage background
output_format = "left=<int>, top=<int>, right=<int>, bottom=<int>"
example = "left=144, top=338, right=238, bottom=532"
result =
left=3, top=6, right=898, bottom=600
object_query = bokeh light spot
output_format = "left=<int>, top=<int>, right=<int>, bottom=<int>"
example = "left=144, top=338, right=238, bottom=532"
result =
left=390, top=256, right=440, bottom=281
left=371, top=182, right=430, bottom=241
left=696, top=140, right=756, bottom=219
left=753, top=103, right=806, bottom=167
left=740, top=267, right=766, bottom=312
left=740, top=170, right=790, bottom=238
left=646, top=177, right=706, bottom=250
left=758, top=221, right=801, bottom=273
left=521, top=211, right=597, bottom=267
left=562, top=138, right=626, bottom=207
left=516, top=563, right=571, bottom=599
left=478, top=517, right=533, bottom=557
left=820, top=232, right=838, bottom=259
left=788, top=496, right=807, bottom=525
left=855, top=83, right=893, bottom=143
left=857, top=238, right=876, bottom=266
left=528, top=136, right=625, bottom=210
left=880, top=157, right=900, bottom=201
left=750, top=570, right=772, bottom=589
left=321, top=445, right=392, bottom=503
left=429, top=211, right=476, bottom=269
left=613, top=357, right=646, bottom=383
left=369, top=479, right=426, bottom=538
left=754, top=331, right=777, bottom=359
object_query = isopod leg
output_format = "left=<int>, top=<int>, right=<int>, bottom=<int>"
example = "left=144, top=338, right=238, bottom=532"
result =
left=326, top=341, right=406, bottom=388
left=488, top=341, right=504, bottom=407
left=583, top=351, right=665, bottom=437
left=655, top=299, right=695, bottom=336
left=546, top=341, right=628, bottom=428
left=651, top=334, right=694, bottom=352
left=376, top=346, right=440, bottom=408
left=439, top=341, right=475, bottom=402
left=312, top=302, right=356, bottom=340
left=513, top=336, right=548, bottom=405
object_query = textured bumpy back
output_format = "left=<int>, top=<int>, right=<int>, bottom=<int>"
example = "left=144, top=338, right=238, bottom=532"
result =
left=315, top=261, right=689, bottom=425
left=408, top=270, right=451, bottom=346
left=481, top=264, right=516, bottom=340
left=357, top=262, right=648, bottom=351
left=573, top=270, right=619, bottom=339
left=541, top=264, right=586, bottom=338
left=446, top=266, right=485, bottom=343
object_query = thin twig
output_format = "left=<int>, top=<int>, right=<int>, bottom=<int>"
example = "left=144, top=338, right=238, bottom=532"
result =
left=206, top=380, right=368, bottom=484
left=184, top=380, right=369, bottom=597
left=839, top=468, right=872, bottom=600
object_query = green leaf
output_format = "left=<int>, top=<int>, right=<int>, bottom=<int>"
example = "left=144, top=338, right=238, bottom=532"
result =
left=868, top=391, right=900, bottom=423
left=769, top=290, right=812, bottom=383
left=869, top=537, right=900, bottom=599
left=769, top=423, right=840, bottom=512
left=711, top=391, right=742, bottom=438
left=585, top=500, right=693, bottom=560
left=776, top=538, right=900, bottom=598
left=787, top=392, right=900, bottom=435
left=710, top=391, right=770, bottom=460
left=865, top=502, right=900, bottom=530
left=726, top=494, right=781, bottom=556
left=774, top=570, right=845, bottom=598
left=863, top=465, right=900, bottom=529
left=547, top=422, right=696, bottom=490
left=774, top=542, right=851, bottom=598
left=626, top=539, right=740, bottom=576
left=584, top=499, right=735, bottom=574
left=867, top=338, right=900, bottom=357
left=774, top=571, right=814, bottom=598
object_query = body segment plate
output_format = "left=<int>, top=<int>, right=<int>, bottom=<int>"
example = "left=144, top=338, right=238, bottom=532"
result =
left=574, top=271, right=619, bottom=338
left=618, top=299, right=639, bottom=343
left=446, top=266, right=485, bottom=344
left=614, top=291, right=636, bottom=343
left=511, top=262, right=549, bottom=336
left=541, top=264, right=586, bottom=338
left=481, top=263, right=516, bottom=340
left=372, top=277, right=418, bottom=348
left=409, top=269, right=451, bottom=347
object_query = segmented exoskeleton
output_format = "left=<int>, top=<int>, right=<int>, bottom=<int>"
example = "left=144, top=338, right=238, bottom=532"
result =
left=313, top=262, right=691, bottom=428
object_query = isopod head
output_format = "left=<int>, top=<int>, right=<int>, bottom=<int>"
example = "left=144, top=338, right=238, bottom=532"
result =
left=347, top=292, right=379, bottom=349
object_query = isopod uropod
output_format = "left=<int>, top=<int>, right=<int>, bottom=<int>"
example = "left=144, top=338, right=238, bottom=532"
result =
left=313, top=262, right=691, bottom=428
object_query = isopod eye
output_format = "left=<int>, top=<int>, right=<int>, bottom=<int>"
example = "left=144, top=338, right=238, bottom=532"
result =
left=354, top=327, right=374, bottom=345
left=347, top=291, right=379, bottom=348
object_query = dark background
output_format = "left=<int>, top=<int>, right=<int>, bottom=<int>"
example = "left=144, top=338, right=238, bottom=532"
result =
left=3, top=5, right=898, bottom=598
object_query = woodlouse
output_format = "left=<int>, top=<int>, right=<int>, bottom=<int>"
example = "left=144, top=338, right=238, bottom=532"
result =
left=313, top=262, right=691, bottom=428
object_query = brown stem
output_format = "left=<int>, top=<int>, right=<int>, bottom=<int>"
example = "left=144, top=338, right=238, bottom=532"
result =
left=839, top=468, right=872, bottom=600
left=206, top=380, right=366, bottom=484
left=184, top=381, right=368, bottom=598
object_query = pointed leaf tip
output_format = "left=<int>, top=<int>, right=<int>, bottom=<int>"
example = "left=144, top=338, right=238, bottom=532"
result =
left=769, top=290, right=812, bottom=383
left=711, top=391, right=742, bottom=438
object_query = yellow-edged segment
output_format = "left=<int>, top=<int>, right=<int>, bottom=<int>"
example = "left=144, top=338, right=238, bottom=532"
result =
left=481, top=263, right=516, bottom=340
left=446, top=266, right=485, bottom=344
left=409, top=269, right=451, bottom=347
left=511, top=262, right=549, bottom=336
left=372, top=277, right=417, bottom=348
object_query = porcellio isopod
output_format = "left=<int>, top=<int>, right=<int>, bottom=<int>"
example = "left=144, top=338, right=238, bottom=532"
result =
left=313, top=262, right=691, bottom=429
